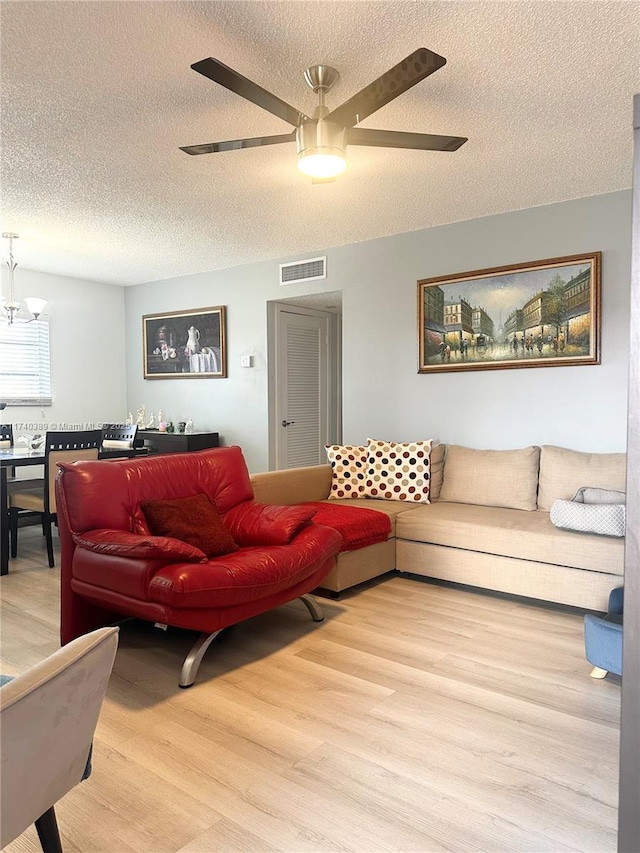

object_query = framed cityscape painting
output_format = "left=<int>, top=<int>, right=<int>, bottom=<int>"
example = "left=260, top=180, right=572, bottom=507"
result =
left=143, top=306, right=227, bottom=379
left=417, top=252, right=601, bottom=373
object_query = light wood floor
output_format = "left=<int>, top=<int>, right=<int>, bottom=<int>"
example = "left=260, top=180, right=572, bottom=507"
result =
left=1, top=526, right=621, bottom=853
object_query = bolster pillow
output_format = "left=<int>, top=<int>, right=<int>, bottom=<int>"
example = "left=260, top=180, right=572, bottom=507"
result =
left=550, top=487, right=626, bottom=537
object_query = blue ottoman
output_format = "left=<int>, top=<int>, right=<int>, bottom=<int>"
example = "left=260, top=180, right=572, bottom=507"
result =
left=584, top=586, right=623, bottom=678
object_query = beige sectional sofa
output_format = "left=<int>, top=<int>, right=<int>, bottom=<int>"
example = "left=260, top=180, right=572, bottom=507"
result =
left=250, top=444, right=626, bottom=611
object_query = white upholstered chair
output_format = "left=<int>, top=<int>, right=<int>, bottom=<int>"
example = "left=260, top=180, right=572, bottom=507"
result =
left=0, top=627, right=119, bottom=852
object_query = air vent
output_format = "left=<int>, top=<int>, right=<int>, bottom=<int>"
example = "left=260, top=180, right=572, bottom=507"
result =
left=279, top=256, right=326, bottom=286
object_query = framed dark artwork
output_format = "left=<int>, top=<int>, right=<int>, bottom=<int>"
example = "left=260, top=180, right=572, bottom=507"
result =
left=143, top=306, right=227, bottom=379
left=418, top=252, right=601, bottom=373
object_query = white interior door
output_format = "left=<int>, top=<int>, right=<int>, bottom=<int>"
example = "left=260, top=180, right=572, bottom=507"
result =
left=275, top=306, right=330, bottom=469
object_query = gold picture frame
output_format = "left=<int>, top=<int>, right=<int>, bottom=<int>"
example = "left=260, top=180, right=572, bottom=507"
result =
left=143, top=306, right=227, bottom=379
left=418, top=252, right=601, bottom=373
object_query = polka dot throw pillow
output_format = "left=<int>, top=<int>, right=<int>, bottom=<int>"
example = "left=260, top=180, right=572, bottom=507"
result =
left=325, top=444, right=368, bottom=499
left=363, top=438, right=433, bottom=502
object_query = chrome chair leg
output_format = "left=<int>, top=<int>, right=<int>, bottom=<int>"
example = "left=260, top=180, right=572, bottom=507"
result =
left=179, top=630, right=222, bottom=689
left=299, top=593, right=324, bottom=622
left=178, top=595, right=324, bottom=688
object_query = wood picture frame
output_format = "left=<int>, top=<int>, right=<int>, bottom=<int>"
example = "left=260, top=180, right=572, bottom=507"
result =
left=143, top=306, right=227, bottom=379
left=418, top=252, right=601, bottom=373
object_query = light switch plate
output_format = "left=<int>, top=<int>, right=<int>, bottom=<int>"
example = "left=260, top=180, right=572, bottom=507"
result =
left=240, top=355, right=253, bottom=368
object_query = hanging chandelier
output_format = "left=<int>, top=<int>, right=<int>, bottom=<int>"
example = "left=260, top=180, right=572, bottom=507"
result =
left=1, top=233, right=47, bottom=325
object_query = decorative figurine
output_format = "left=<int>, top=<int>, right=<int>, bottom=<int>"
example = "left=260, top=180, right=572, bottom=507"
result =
left=126, top=412, right=134, bottom=426
left=145, top=412, right=156, bottom=429
left=136, top=405, right=146, bottom=428
left=185, top=418, right=194, bottom=435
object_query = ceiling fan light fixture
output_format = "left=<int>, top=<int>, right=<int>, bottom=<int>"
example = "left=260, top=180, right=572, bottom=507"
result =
left=297, top=149, right=348, bottom=179
left=182, top=51, right=467, bottom=176
left=296, top=119, right=348, bottom=180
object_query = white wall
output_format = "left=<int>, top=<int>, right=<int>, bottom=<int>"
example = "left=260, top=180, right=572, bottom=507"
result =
left=1, top=268, right=127, bottom=433
left=340, top=192, right=632, bottom=453
left=125, top=191, right=632, bottom=473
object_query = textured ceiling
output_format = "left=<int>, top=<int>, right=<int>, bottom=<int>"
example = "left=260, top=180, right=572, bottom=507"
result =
left=1, top=1, right=639, bottom=286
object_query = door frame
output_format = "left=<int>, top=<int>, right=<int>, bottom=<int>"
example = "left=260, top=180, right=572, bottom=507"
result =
left=267, top=300, right=342, bottom=471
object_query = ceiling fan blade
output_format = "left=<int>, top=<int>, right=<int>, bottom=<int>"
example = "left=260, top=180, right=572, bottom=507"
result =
left=180, top=131, right=296, bottom=156
left=348, top=127, right=467, bottom=152
left=326, top=48, right=446, bottom=129
left=191, top=58, right=309, bottom=127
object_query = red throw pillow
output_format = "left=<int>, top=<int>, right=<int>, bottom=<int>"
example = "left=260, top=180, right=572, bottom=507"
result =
left=141, top=493, right=239, bottom=558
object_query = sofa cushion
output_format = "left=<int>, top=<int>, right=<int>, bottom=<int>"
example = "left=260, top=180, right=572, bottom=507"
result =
left=148, top=524, right=343, bottom=608
left=321, top=497, right=411, bottom=537
left=537, top=445, right=627, bottom=511
left=141, top=494, right=239, bottom=558
left=58, top=447, right=254, bottom=535
left=429, top=443, right=446, bottom=501
left=250, top=464, right=332, bottom=506
left=395, top=501, right=624, bottom=575
left=325, top=444, right=368, bottom=499
left=222, top=501, right=318, bottom=546
left=363, top=438, right=432, bottom=502
left=73, top=530, right=207, bottom=562
left=304, top=502, right=391, bottom=551
left=439, top=445, right=540, bottom=511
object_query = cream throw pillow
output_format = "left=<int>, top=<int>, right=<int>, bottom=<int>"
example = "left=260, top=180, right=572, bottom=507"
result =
left=439, top=445, right=540, bottom=511
left=538, top=445, right=627, bottom=511
left=363, top=438, right=432, bottom=503
left=325, top=444, right=368, bottom=499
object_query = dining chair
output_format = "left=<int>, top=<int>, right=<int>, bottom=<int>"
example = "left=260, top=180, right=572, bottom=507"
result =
left=99, top=422, right=138, bottom=456
left=0, top=423, right=15, bottom=477
left=0, top=627, right=119, bottom=853
left=1, top=422, right=45, bottom=490
left=9, top=430, right=102, bottom=567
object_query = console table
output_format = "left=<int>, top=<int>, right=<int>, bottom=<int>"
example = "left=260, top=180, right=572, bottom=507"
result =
left=135, top=430, right=219, bottom=455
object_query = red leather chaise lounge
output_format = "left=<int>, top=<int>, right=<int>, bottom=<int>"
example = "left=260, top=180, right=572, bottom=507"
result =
left=56, top=446, right=342, bottom=687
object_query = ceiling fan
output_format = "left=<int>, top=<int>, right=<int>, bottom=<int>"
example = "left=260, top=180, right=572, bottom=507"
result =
left=180, top=48, right=467, bottom=181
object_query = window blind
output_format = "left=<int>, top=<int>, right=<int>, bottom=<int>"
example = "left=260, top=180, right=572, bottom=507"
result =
left=0, top=319, right=52, bottom=405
